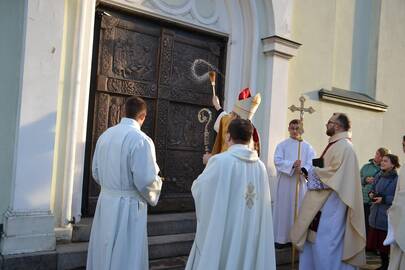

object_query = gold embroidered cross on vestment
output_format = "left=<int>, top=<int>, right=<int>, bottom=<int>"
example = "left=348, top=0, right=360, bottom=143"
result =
left=245, top=182, right=256, bottom=209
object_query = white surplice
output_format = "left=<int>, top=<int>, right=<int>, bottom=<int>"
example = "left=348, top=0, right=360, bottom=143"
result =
left=86, top=117, right=162, bottom=270
left=299, top=192, right=356, bottom=270
left=186, top=144, right=276, bottom=270
left=272, top=138, right=316, bottom=244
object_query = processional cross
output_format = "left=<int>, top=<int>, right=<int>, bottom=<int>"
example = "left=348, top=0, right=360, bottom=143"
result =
left=288, top=96, right=315, bottom=270
left=288, top=96, right=315, bottom=132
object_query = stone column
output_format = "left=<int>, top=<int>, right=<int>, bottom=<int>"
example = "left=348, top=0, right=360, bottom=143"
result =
left=260, top=36, right=301, bottom=197
left=1, top=0, right=65, bottom=255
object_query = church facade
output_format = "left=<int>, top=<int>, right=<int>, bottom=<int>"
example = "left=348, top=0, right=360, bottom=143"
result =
left=1, top=0, right=405, bottom=258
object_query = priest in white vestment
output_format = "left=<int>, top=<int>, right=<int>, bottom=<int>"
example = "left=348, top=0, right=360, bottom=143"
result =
left=273, top=119, right=316, bottom=246
left=186, top=118, right=276, bottom=270
left=385, top=136, right=405, bottom=270
left=291, top=113, right=366, bottom=270
left=86, top=97, right=162, bottom=270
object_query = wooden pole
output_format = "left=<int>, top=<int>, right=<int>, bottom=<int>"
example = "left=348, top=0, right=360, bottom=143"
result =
left=209, top=71, right=216, bottom=97
left=288, top=96, right=314, bottom=269
left=291, top=138, right=302, bottom=270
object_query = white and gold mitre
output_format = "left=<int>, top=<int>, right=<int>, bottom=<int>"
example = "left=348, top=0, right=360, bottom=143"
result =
left=232, top=88, right=261, bottom=120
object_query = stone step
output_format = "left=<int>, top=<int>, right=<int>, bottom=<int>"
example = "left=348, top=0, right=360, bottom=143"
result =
left=149, top=233, right=195, bottom=259
left=72, top=212, right=196, bottom=242
left=148, top=212, right=196, bottom=236
left=56, top=242, right=88, bottom=270
left=0, top=241, right=295, bottom=270
left=150, top=256, right=188, bottom=270
left=149, top=247, right=296, bottom=269
left=54, top=232, right=194, bottom=269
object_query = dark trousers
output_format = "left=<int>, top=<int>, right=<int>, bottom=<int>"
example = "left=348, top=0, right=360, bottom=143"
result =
left=364, top=203, right=371, bottom=236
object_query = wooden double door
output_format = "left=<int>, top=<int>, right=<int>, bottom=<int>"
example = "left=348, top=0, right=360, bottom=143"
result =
left=82, top=7, right=227, bottom=216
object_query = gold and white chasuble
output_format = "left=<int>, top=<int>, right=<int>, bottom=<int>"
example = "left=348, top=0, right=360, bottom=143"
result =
left=186, top=144, right=276, bottom=270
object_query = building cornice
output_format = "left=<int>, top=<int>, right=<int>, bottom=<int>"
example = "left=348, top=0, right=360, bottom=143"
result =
left=262, top=35, right=302, bottom=59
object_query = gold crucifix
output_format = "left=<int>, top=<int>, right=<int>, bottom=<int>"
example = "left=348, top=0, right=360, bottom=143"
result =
left=288, top=96, right=315, bottom=134
left=288, top=95, right=315, bottom=270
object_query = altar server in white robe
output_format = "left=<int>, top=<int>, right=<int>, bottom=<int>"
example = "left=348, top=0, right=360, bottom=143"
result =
left=273, top=119, right=316, bottom=246
left=291, top=113, right=366, bottom=270
left=86, top=96, right=162, bottom=270
left=186, top=118, right=276, bottom=270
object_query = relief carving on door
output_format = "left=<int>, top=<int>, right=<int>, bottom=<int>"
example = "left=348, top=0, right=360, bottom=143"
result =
left=83, top=8, right=227, bottom=215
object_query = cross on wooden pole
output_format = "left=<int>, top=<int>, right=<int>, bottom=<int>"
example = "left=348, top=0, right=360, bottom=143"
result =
left=288, top=96, right=315, bottom=270
left=288, top=96, right=315, bottom=132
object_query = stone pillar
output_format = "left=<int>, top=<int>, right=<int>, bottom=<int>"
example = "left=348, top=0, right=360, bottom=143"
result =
left=260, top=36, right=301, bottom=197
left=1, top=0, right=65, bottom=255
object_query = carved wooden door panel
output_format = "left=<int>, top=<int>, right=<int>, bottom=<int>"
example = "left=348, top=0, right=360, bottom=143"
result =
left=82, top=8, right=227, bottom=216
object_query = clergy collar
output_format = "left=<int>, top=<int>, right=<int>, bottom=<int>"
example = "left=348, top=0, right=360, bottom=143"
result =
left=120, top=117, right=141, bottom=130
left=229, top=144, right=249, bottom=150
left=328, top=131, right=352, bottom=143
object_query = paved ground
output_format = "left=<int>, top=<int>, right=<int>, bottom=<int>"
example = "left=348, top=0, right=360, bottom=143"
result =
left=360, top=251, right=382, bottom=270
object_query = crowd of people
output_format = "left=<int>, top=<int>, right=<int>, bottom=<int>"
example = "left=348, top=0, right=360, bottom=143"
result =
left=362, top=148, right=402, bottom=270
left=273, top=118, right=405, bottom=270
left=84, top=90, right=405, bottom=270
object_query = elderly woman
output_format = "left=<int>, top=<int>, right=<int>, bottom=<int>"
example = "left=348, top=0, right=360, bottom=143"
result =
left=360, top=147, right=389, bottom=235
left=368, top=154, right=400, bottom=270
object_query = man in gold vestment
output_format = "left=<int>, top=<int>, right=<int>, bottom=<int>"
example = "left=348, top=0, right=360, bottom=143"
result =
left=203, top=88, right=261, bottom=164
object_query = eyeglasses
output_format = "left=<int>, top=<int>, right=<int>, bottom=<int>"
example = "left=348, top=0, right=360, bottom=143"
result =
left=326, top=120, right=338, bottom=125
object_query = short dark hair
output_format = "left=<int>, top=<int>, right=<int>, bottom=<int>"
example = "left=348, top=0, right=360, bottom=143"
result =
left=377, top=147, right=390, bottom=157
left=227, top=118, right=253, bottom=144
left=289, top=119, right=301, bottom=126
left=334, top=113, right=351, bottom=131
left=125, top=96, right=147, bottom=119
left=384, top=154, right=401, bottom=169
left=403, top=135, right=405, bottom=141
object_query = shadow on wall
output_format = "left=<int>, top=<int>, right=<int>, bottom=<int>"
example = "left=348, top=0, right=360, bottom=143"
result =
left=14, top=112, right=57, bottom=210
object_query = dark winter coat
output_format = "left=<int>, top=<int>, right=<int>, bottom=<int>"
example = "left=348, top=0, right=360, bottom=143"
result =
left=368, top=170, right=398, bottom=231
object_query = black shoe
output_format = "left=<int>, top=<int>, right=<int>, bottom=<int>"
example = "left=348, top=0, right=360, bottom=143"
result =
left=275, top=242, right=291, bottom=249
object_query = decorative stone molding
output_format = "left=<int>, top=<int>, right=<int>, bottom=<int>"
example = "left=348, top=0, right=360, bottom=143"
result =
left=319, top=88, right=388, bottom=112
left=262, top=35, right=301, bottom=59
left=102, top=0, right=223, bottom=32
left=145, top=0, right=219, bottom=25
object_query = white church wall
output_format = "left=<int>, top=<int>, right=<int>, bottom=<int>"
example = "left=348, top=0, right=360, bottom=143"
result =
left=1, top=0, right=65, bottom=255
left=0, top=1, right=26, bottom=226
left=375, top=0, right=405, bottom=159
left=288, top=0, right=405, bottom=168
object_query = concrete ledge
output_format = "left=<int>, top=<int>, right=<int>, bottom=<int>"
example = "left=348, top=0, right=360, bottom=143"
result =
left=3, top=213, right=54, bottom=236
left=56, top=242, right=88, bottom=270
left=1, top=211, right=56, bottom=255
left=1, top=233, right=56, bottom=255
left=1, top=250, right=57, bottom=270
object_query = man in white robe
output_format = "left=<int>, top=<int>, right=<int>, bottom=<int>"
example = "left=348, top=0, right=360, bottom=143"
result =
left=291, top=113, right=366, bottom=270
left=86, top=97, right=162, bottom=270
left=273, top=119, right=316, bottom=246
left=186, top=119, right=276, bottom=270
